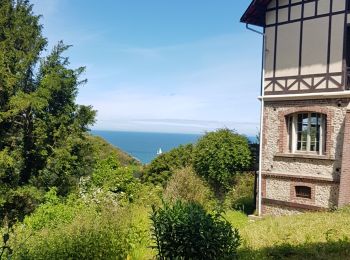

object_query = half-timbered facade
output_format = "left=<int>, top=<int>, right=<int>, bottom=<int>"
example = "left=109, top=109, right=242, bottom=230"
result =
left=242, top=0, right=350, bottom=215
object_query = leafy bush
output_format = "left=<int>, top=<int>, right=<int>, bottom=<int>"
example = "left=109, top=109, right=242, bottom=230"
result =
left=22, top=188, right=90, bottom=231
left=0, top=186, right=44, bottom=225
left=142, top=144, right=193, bottom=185
left=224, top=172, right=255, bottom=214
left=3, top=179, right=163, bottom=259
left=81, top=156, right=141, bottom=203
left=7, top=196, right=136, bottom=259
left=163, top=167, right=217, bottom=210
left=151, top=201, right=241, bottom=259
left=193, top=129, right=251, bottom=194
left=13, top=208, right=131, bottom=259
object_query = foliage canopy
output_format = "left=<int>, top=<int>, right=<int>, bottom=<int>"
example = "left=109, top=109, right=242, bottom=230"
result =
left=193, top=129, right=252, bottom=193
left=0, top=0, right=96, bottom=225
left=142, top=144, right=193, bottom=185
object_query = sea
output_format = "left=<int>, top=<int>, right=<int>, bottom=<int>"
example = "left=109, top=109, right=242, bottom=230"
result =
left=92, top=130, right=202, bottom=164
left=92, top=130, right=257, bottom=164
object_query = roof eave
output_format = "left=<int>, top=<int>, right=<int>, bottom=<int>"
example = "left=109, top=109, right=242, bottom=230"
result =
left=240, top=0, right=270, bottom=27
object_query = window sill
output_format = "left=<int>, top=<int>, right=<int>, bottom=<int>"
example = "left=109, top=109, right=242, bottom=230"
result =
left=262, top=171, right=339, bottom=183
left=274, top=152, right=335, bottom=160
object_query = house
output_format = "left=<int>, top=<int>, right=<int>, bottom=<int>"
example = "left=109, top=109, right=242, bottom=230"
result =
left=241, top=0, right=350, bottom=216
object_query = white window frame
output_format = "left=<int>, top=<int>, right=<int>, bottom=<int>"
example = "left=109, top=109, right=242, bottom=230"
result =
left=287, top=113, right=326, bottom=155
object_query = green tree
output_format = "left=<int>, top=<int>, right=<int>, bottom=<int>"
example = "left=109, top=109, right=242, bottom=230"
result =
left=193, top=129, right=251, bottom=195
left=0, top=0, right=95, bottom=224
left=142, top=144, right=193, bottom=185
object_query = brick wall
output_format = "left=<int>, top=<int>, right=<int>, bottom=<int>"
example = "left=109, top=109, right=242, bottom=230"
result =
left=338, top=108, right=350, bottom=206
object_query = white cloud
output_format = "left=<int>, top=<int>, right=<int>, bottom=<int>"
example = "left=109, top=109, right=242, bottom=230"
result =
left=93, top=118, right=259, bottom=135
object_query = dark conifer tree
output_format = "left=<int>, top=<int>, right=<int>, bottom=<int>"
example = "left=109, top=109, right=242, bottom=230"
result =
left=0, top=0, right=96, bottom=224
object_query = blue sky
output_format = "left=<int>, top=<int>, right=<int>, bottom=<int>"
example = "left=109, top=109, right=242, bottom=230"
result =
left=31, top=0, right=262, bottom=135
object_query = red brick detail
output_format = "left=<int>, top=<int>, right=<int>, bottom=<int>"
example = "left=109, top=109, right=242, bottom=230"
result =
left=261, top=174, right=337, bottom=212
left=278, top=106, right=334, bottom=156
left=262, top=171, right=339, bottom=183
left=290, top=181, right=316, bottom=205
left=338, top=110, right=350, bottom=207
left=261, top=203, right=266, bottom=215
left=256, top=174, right=267, bottom=215
left=262, top=198, right=327, bottom=211
left=262, top=175, right=267, bottom=198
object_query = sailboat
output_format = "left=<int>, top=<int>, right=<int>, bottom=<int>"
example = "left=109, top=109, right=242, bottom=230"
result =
left=157, top=148, right=163, bottom=155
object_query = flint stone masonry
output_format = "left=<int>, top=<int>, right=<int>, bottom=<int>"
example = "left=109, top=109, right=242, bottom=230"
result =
left=259, top=99, right=349, bottom=215
left=262, top=99, right=349, bottom=179
left=315, top=183, right=339, bottom=208
left=263, top=176, right=338, bottom=210
left=265, top=178, right=290, bottom=201
left=263, top=204, right=305, bottom=216
left=272, top=158, right=337, bottom=180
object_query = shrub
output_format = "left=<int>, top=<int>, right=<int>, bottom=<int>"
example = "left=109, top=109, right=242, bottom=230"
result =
left=193, top=129, right=251, bottom=194
left=88, top=156, right=141, bottom=202
left=150, top=201, right=241, bottom=259
left=163, top=167, right=216, bottom=210
left=14, top=208, right=131, bottom=259
left=9, top=199, right=134, bottom=259
left=22, top=188, right=90, bottom=231
left=0, top=186, right=44, bottom=225
left=224, top=172, right=256, bottom=214
left=142, top=144, right=193, bottom=185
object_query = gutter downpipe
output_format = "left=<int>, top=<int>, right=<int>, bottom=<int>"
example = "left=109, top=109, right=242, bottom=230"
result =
left=245, top=23, right=265, bottom=216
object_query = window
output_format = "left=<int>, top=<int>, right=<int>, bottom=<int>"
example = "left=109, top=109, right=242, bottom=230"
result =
left=287, top=113, right=326, bottom=155
left=295, top=186, right=312, bottom=199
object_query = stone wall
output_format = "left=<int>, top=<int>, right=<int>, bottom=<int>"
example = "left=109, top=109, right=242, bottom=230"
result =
left=262, top=204, right=305, bottom=216
left=262, top=174, right=339, bottom=210
left=260, top=98, right=349, bottom=215
left=262, top=99, right=349, bottom=179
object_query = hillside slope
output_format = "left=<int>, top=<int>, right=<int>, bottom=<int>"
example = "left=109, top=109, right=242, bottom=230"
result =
left=87, top=135, right=141, bottom=166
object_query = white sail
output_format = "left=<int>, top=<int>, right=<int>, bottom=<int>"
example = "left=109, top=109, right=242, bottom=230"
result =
left=157, top=148, right=163, bottom=155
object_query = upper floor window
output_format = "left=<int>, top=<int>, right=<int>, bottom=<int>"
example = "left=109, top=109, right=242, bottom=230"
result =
left=287, top=113, right=326, bottom=155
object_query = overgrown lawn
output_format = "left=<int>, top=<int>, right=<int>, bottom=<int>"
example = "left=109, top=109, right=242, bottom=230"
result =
left=236, top=208, right=350, bottom=259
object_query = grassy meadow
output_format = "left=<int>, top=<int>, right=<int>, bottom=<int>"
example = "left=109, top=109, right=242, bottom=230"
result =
left=127, top=207, right=350, bottom=259
left=2, top=132, right=350, bottom=259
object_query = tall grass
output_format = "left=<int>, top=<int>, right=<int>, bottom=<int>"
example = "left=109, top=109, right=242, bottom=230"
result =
left=163, top=167, right=217, bottom=210
left=236, top=207, right=350, bottom=259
